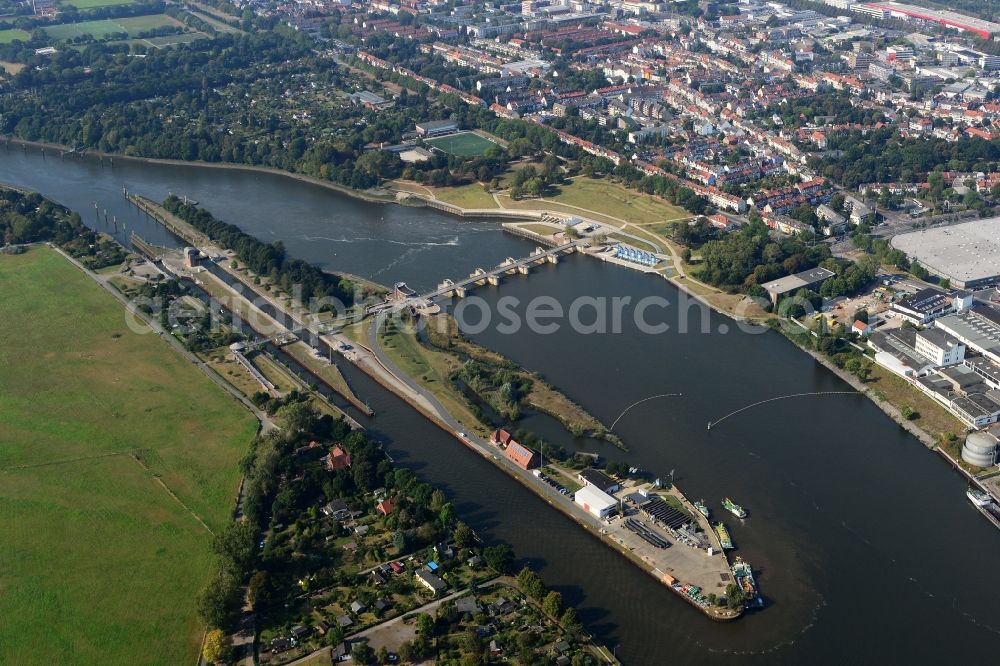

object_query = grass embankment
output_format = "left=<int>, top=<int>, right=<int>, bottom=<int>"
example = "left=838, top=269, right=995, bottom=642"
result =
left=390, top=180, right=498, bottom=210
left=378, top=318, right=487, bottom=435
left=0, top=247, right=257, bottom=665
left=866, top=365, right=966, bottom=441
left=498, top=177, right=688, bottom=226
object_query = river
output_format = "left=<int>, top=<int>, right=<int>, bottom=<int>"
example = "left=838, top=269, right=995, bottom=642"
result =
left=4, top=146, right=999, bottom=665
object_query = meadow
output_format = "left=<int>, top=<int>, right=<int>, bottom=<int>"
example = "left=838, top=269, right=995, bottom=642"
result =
left=0, top=28, right=30, bottom=44
left=43, top=14, right=180, bottom=41
left=0, top=247, right=257, bottom=665
left=60, top=0, right=136, bottom=8
left=499, top=176, right=690, bottom=226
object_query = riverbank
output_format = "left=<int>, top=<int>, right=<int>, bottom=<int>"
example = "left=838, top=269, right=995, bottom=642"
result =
left=777, top=325, right=988, bottom=486
left=130, top=192, right=743, bottom=622
left=3, top=136, right=399, bottom=204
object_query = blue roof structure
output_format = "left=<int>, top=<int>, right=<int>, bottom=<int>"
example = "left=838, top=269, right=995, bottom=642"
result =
left=614, top=244, right=659, bottom=267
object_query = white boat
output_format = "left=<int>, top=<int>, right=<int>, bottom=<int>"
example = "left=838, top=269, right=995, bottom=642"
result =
left=967, top=488, right=993, bottom=508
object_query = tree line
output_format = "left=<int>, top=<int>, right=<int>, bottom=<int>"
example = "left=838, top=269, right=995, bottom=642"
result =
left=163, top=196, right=358, bottom=308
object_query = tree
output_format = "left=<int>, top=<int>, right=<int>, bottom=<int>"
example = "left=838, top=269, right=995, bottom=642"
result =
left=516, top=566, right=545, bottom=600
left=202, top=629, right=233, bottom=664
left=543, top=591, right=563, bottom=618
left=393, top=529, right=408, bottom=553
left=430, top=489, right=447, bottom=512
left=454, top=522, right=475, bottom=549
left=439, top=502, right=456, bottom=527
left=725, top=583, right=747, bottom=610
left=246, top=570, right=272, bottom=610
left=416, top=613, right=435, bottom=637
left=326, top=625, right=345, bottom=647
left=213, top=520, right=258, bottom=577
left=483, top=544, right=514, bottom=574
left=352, top=642, right=376, bottom=665
left=560, top=607, right=581, bottom=633
left=197, top=571, right=242, bottom=630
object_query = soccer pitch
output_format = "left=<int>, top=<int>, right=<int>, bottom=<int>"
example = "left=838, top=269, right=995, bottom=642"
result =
left=425, top=131, right=498, bottom=157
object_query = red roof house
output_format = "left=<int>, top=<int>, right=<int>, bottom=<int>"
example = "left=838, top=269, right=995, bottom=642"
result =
left=325, top=446, right=352, bottom=471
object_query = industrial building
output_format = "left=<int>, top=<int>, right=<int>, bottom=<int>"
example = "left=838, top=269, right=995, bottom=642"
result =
left=861, top=2, right=1000, bottom=39
left=890, top=217, right=1000, bottom=289
left=415, top=119, right=458, bottom=137
left=889, top=287, right=971, bottom=325
left=574, top=484, right=618, bottom=518
left=577, top=468, right=621, bottom=494
left=762, top=266, right=836, bottom=305
left=934, top=306, right=1000, bottom=365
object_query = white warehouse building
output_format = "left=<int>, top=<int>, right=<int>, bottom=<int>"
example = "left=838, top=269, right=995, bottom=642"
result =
left=574, top=484, right=618, bottom=518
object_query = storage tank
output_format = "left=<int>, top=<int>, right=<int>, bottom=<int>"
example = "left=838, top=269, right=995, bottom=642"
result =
left=961, top=432, right=998, bottom=467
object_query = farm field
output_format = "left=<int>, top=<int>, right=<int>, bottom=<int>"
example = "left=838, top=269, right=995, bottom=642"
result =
left=0, top=28, right=30, bottom=44
left=0, top=247, right=257, bottom=665
left=425, top=131, right=498, bottom=157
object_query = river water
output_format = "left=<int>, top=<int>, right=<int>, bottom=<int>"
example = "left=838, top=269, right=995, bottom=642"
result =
left=5, top=146, right=999, bottom=665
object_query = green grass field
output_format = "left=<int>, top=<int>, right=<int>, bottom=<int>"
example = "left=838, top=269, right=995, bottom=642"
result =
left=543, top=177, right=689, bottom=225
left=44, top=14, right=180, bottom=41
left=425, top=131, right=498, bottom=157
left=0, top=247, right=257, bottom=665
left=433, top=183, right=498, bottom=209
left=499, top=176, right=690, bottom=227
left=60, top=0, right=136, bottom=8
left=0, top=28, right=30, bottom=44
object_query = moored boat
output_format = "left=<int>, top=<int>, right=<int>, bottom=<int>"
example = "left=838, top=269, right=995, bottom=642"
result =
left=694, top=499, right=710, bottom=518
left=714, top=522, right=733, bottom=549
left=731, top=556, right=763, bottom=608
left=968, top=487, right=992, bottom=508
left=722, top=497, right=747, bottom=519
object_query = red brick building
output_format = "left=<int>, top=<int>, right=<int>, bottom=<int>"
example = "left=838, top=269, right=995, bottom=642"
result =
left=504, top=441, right=539, bottom=470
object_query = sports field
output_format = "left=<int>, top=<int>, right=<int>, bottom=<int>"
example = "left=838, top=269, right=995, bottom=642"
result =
left=425, top=131, right=498, bottom=157
left=44, top=14, right=180, bottom=41
left=60, top=0, right=136, bottom=8
left=0, top=247, right=257, bottom=665
left=0, top=28, right=30, bottom=44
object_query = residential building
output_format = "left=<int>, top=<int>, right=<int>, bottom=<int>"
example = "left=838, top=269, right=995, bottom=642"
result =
left=414, top=569, right=448, bottom=595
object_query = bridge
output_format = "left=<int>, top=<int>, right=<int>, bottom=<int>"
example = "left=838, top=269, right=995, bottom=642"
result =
left=365, top=241, right=582, bottom=315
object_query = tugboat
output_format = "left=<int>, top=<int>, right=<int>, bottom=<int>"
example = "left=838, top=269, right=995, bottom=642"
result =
left=722, top=497, right=747, bottom=519
left=714, top=522, right=734, bottom=549
left=731, top=557, right=763, bottom=608
left=694, top=499, right=711, bottom=519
